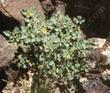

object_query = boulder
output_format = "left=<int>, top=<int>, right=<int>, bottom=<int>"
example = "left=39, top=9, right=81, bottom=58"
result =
left=0, top=0, right=44, bottom=24
left=0, top=34, right=17, bottom=67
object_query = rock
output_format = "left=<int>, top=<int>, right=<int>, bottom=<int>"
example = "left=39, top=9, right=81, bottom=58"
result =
left=54, top=0, right=66, bottom=14
left=0, top=0, right=44, bottom=24
left=93, top=38, right=106, bottom=49
left=40, top=0, right=54, bottom=14
left=0, top=34, right=17, bottom=67
left=81, top=78, right=110, bottom=93
left=101, top=49, right=110, bottom=65
left=40, top=0, right=66, bottom=17
left=79, top=77, right=88, bottom=83
left=89, top=37, right=110, bottom=68
left=2, top=82, right=20, bottom=93
left=101, top=69, right=110, bottom=81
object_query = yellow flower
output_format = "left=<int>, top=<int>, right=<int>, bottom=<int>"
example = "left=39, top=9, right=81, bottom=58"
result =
left=27, top=12, right=33, bottom=17
left=42, top=27, right=48, bottom=33
left=66, top=54, right=71, bottom=60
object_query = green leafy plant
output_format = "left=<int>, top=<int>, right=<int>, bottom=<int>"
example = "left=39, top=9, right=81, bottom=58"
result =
left=6, top=7, right=93, bottom=93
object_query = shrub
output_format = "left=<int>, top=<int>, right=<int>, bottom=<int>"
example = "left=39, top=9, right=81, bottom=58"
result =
left=6, top=7, right=93, bottom=92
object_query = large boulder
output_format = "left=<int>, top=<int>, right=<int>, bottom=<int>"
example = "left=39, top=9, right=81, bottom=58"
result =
left=0, top=0, right=44, bottom=24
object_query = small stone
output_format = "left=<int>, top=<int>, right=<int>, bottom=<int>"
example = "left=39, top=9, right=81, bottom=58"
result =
left=79, top=77, right=88, bottom=83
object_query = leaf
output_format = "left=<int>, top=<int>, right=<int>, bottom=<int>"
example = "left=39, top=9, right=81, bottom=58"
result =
left=3, top=31, right=11, bottom=37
